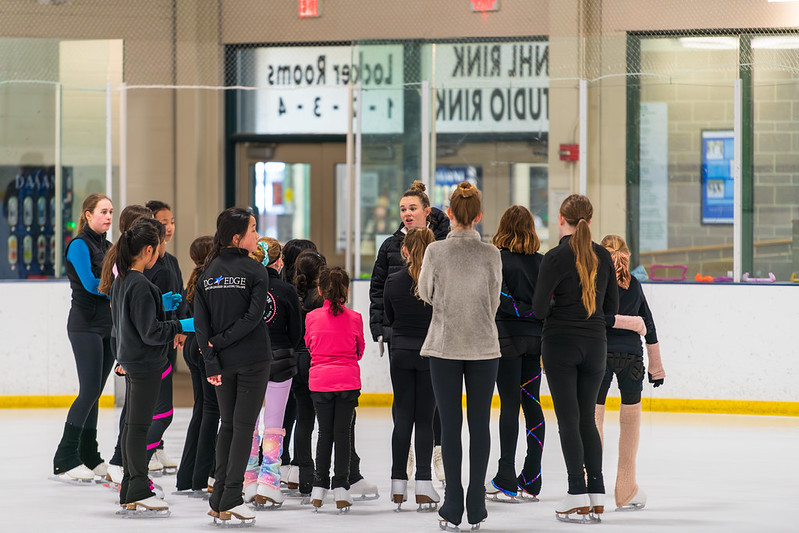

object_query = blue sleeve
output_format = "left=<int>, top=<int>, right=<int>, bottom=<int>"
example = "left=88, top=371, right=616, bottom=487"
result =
left=66, top=239, right=105, bottom=298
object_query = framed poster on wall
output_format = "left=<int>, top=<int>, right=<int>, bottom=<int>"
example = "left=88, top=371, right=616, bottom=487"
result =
left=701, top=130, right=734, bottom=225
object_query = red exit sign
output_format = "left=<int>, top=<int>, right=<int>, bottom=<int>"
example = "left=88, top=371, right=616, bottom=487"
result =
left=471, top=0, right=499, bottom=12
left=299, top=0, right=319, bottom=18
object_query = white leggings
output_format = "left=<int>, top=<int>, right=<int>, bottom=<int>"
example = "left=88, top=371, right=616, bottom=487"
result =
left=258, top=378, right=293, bottom=431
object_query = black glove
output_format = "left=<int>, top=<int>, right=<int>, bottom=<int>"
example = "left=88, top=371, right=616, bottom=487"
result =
left=648, top=372, right=664, bottom=388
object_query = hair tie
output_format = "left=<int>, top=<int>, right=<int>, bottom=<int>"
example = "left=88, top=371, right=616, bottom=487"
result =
left=258, top=241, right=269, bottom=266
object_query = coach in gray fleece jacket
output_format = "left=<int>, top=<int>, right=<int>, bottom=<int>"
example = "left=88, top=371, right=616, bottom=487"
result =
left=416, top=181, right=501, bottom=529
left=418, top=229, right=502, bottom=359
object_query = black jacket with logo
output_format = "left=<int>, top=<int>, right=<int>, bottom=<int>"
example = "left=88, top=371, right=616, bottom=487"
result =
left=265, top=267, right=302, bottom=382
left=369, top=207, right=450, bottom=341
left=194, top=247, right=271, bottom=376
left=111, top=270, right=183, bottom=373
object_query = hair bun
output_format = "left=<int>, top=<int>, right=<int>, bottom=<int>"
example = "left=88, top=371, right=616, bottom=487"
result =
left=457, top=181, right=476, bottom=198
left=410, top=180, right=426, bottom=193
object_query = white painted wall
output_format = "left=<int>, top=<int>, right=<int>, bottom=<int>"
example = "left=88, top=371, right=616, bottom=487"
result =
left=2, top=279, right=797, bottom=404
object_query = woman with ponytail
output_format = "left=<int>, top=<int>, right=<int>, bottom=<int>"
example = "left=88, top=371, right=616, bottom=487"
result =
left=383, top=226, right=440, bottom=509
left=175, top=235, right=220, bottom=496
left=194, top=207, right=270, bottom=525
left=304, top=266, right=365, bottom=511
left=596, top=234, right=665, bottom=512
left=111, top=217, right=190, bottom=515
left=532, top=194, right=619, bottom=523
left=418, top=181, right=502, bottom=530
left=52, top=193, right=114, bottom=484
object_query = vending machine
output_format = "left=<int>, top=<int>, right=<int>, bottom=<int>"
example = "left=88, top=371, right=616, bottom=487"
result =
left=1, top=166, right=73, bottom=279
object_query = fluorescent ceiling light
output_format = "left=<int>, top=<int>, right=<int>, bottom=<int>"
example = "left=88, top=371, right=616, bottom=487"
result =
left=679, top=37, right=738, bottom=50
left=752, top=36, right=799, bottom=49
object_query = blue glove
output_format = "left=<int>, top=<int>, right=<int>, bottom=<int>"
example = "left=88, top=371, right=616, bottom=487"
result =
left=162, top=291, right=182, bottom=312
left=179, top=318, right=195, bottom=333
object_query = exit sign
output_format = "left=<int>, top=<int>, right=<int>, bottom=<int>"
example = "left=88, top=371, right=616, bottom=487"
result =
left=471, top=0, right=499, bottom=12
left=299, top=0, right=319, bottom=18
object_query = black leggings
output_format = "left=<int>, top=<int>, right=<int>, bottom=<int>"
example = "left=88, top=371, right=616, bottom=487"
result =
left=176, top=335, right=220, bottom=491
left=389, top=349, right=435, bottom=480
left=120, top=369, right=161, bottom=505
left=430, top=357, right=499, bottom=527
left=311, top=389, right=360, bottom=490
left=290, top=349, right=316, bottom=494
left=210, top=361, right=270, bottom=513
left=542, top=334, right=606, bottom=495
left=596, top=352, right=645, bottom=406
left=493, top=336, right=545, bottom=495
left=65, top=331, right=115, bottom=429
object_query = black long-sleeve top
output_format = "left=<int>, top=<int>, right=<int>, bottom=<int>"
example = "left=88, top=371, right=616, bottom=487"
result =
left=605, top=276, right=658, bottom=355
left=368, top=207, right=450, bottom=341
left=144, top=252, right=184, bottom=321
left=111, top=270, right=183, bottom=373
left=495, top=249, right=544, bottom=339
left=383, top=268, right=433, bottom=352
left=532, top=234, right=619, bottom=339
left=163, top=251, right=189, bottom=319
left=265, top=267, right=303, bottom=382
left=194, top=248, right=271, bottom=376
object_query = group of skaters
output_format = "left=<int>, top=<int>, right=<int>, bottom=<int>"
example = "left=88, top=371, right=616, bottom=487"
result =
left=50, top=180, right=666, bottom=530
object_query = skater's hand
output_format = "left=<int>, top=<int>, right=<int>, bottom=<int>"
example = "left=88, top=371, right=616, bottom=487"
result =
left=648, top=372, right=664, bottom=388
left=207, top=374, right=222, bottom=386
left=161, top=291, right=182, bottom=312
left=114, top=364, right=126, bottom=376
left=173, top=333, right=187, bottom=349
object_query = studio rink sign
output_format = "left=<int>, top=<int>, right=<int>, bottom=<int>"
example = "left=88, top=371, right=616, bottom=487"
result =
left=425, top=41, right=549, bottom=134
left=254, top=45, right=404, bottom=135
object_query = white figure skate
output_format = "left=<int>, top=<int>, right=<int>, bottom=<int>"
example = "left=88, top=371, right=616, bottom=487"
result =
left=415, top=479, right=440, bottom=512
left=52, top=464, right=95, bottom=485
left=588, top=493, right=604, bottom=522
left=310, top=486, right=328, bottom=511
left=554, top=493, right=593, bottom=524
left=433, top=445, right=445, bottom=486
left=333, top=487, right=353, bottom=513
left=123, top=496, right=170, bottom=518
left=484, top=480, right=531, bottom=504
left=103, top=464, right=124, bottom=491
left=154, top=449, right=177, bottom=475
left=349, top=478, right=379, bottom=501
left=213, top=503, right=255, bottom=527
left=391, top=479, right=408, bottom=511
left=148, top=454, right=164, bottom=477
left=616, top=488, right=646, bottom=511
left=92, top=461, right=108, bottom=481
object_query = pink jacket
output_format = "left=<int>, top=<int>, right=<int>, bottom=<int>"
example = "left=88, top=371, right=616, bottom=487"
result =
left=305, top=301, right=365, bottom=392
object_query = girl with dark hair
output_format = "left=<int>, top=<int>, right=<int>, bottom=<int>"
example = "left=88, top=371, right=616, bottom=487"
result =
left=280, top=238, right=317, bottom=284
left=383, top=227, right=440, bottom=510
left=596, top=234, right=665, bottom=512
left=285, top=248, right=326, bottom=497
left=99, top=204, right=153, bottom=296
left=240, top=237, right=303, bottom=508
left=194, top=207, right=270, bottom=526
left=175, top=235, right=220, bottom=496
left=418, top=181, right=502, bottom=531
left=52, top=193, right=115, bottom=484
left=532, top=194, right=619, bottom=523
left=305, top=266, right=365, bottom=512
left=111, top=217, right=190, bottom=516
left=486, top=205, right=546, bottom=502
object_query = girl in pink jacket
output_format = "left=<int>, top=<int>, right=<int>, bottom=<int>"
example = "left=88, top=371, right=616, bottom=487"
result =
left=304, top=266, right=365, bottom=512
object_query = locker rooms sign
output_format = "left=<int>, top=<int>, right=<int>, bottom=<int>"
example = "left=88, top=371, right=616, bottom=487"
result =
left=253, top=45, right=404, bottom=134
left=424, top=41, right=549, bottom=134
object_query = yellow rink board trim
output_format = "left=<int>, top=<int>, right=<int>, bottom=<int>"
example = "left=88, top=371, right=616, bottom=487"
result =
left=2, top=394, right=797, bottom=417
left=0, top=395, right=115, bottom=409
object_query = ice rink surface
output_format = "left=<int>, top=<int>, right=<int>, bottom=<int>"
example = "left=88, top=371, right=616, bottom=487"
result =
left=2, top=406, right=797, bottom=532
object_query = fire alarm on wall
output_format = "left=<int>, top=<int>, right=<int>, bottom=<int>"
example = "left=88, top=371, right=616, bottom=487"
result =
left=559, top=144, right=579, bottom=161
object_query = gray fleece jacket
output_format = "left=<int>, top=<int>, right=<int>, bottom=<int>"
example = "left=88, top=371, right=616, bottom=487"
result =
left=418, top=229, right=502, bottom=360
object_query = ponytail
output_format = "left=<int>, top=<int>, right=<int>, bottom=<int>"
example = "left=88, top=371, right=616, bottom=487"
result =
left=293, top=249, right=326, bottom=311
left=560, top=194, right=598, bottom=318
left=403, top=227, right=435, bottom=298
left=319, top=266, right=349, bottom=317
left=601, top=234, right=631, bottom=290
left=114, top=218, right=161, bottom=279
left=186, top=235, right=214, bottom=303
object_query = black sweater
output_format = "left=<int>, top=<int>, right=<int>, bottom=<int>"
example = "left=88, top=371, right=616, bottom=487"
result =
left=495, top=249, right=544, bottom=339
left=194, top=248, right=271, bottom=376
left=65, top=227, right=112, bottom=334
left=605, top=276, right=658, bottom=355
left=383, top=268, right=433, bottom=352
left=532, top=235, right=619, bottom=339
left=369, top=207, right=450, bottom=341
left=111, top=270, right=183, bottom=373
left=265, top=267, right=303, bottom=382
left=144, top=252, right=185, bottom=321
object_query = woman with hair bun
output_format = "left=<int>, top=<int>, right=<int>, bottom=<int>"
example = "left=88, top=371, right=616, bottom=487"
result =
left=532, top=194, right=619, bottom=524
left=418, top=181, right=502, bottom=531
